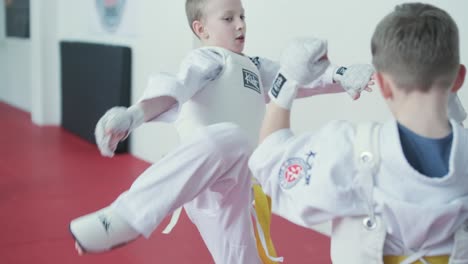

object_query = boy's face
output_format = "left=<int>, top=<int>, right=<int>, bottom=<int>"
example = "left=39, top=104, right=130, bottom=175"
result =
left=198, top=0, right=246, bottom=54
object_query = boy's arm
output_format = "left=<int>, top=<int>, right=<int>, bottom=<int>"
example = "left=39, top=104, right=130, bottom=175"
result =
left=260, top=37, right=330, bottom=141
left=255, top=57, right=374, bottom=102
left=94, top=97, right=175, bottom=157
left=259, top=103, right=291, bottom=143
left=138, top=49, right=223, bottom=122
left=297, top=64, right=375, bottom=100
left=95, top=49, right=224, bottom=157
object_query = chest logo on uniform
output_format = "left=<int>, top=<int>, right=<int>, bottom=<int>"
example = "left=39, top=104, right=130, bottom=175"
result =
left=279, top=152, right=315, bottom=190
left=242, top=69, right=261, bottom=94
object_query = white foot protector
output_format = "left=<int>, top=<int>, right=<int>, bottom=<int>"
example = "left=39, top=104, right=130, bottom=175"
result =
left=69, top=206, right=140, bottom=253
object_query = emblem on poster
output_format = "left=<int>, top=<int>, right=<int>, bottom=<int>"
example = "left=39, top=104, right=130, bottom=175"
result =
left=95, top=0, right=126, bottom=33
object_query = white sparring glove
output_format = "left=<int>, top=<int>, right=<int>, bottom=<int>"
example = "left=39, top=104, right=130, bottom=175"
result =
left=269, top=37, right=330, bottom=109
left=333, top=64, right=375, bottom=100
left=94, top=105, right=145, bottom=157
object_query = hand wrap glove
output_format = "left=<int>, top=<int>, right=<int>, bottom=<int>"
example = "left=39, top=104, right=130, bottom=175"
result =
left=269, top=37, right=330, bottom=109
left=333, top=64, right=375, bottom=100
left=94, top=105, right=145, bottom=157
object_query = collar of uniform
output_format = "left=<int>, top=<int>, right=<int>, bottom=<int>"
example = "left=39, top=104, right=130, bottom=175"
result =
left=380, top=119, right=459, bottom=186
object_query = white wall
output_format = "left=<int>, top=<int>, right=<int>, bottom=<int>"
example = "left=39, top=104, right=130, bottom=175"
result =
left=1, top=38, right=31, bottom=111
left=0, top=1, right=31, bottom=111
left=244, top=0, right=468, bottom=133
left=55, top=0, right=192, bottom=162
left=30, top=0, right=60, bottom=125
left=0, top=2, right=4, bottom=98
left=0, top=0, right=466, bottom=163
left=0, top=1, right=57, bottom=115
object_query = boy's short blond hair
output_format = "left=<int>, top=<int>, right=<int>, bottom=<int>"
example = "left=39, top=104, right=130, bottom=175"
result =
left=371, top=3, right=459, bottom=92
left=186, top=0, right=208, bottom=35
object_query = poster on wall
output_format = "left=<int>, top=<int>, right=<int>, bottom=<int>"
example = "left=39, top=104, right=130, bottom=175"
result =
left=89, top=0, right=137, bottom=37
left=4, top=0, right=29, bottom=38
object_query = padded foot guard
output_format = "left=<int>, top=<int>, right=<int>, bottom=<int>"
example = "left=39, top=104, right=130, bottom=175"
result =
left=69, top=206, right=140, bottom=253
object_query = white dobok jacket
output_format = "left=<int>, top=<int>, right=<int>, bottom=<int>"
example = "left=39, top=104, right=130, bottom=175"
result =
left=249, top=119, right=468, bottom=262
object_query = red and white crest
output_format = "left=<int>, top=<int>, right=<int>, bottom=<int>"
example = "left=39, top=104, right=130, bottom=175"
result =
left=279, top=158, right=310, bottom=189
left=95, top=0, right=126, bottom=33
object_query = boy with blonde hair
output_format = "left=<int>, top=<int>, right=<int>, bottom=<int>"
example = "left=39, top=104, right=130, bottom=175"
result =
left=69, top=0, right=376, bottom=262
left=249, top=3, right=468, bottom=263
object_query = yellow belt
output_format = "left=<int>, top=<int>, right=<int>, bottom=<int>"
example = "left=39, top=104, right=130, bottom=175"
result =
left=252, top=183, right=280, bottom=263
left=252, top=184, right=451, bottom=264
left=384, top=255, right=449, bottom=264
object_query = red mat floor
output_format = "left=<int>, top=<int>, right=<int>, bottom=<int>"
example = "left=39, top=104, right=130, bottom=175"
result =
left=0, top=101, right=331, bottom=264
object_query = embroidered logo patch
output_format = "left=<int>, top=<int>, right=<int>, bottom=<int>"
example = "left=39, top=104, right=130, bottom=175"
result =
left=242, top=69, right=261, bottom=94
left=271, top=73, right=286, bottom=98
left=279, top=158, right=310, bottom=189
left=336, top=66, right=347, bottom=76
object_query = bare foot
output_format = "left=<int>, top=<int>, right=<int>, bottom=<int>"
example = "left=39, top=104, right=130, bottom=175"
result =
left=75, top=241, right=84, bottom=255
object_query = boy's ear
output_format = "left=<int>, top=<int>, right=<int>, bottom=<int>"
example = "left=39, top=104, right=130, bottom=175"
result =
left=451, top=64, right=466, bottom=93
left=375, top=72, right=393, bottom=99
left=192, top=20, right=208, bottom=39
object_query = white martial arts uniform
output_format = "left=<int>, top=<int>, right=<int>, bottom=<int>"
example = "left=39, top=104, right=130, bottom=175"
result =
left=109, top=47, right=340, bottom=264
left=249, top=119, right=468, bottom=263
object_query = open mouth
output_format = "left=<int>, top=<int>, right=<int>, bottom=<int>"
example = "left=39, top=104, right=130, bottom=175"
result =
left=236, top=36, right=245, bottom=41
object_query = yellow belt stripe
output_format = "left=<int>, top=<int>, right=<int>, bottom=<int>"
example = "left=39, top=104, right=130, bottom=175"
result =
left=384, top=255, right=449, bottom=264
left=253, top=183, right=279, bottom=263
